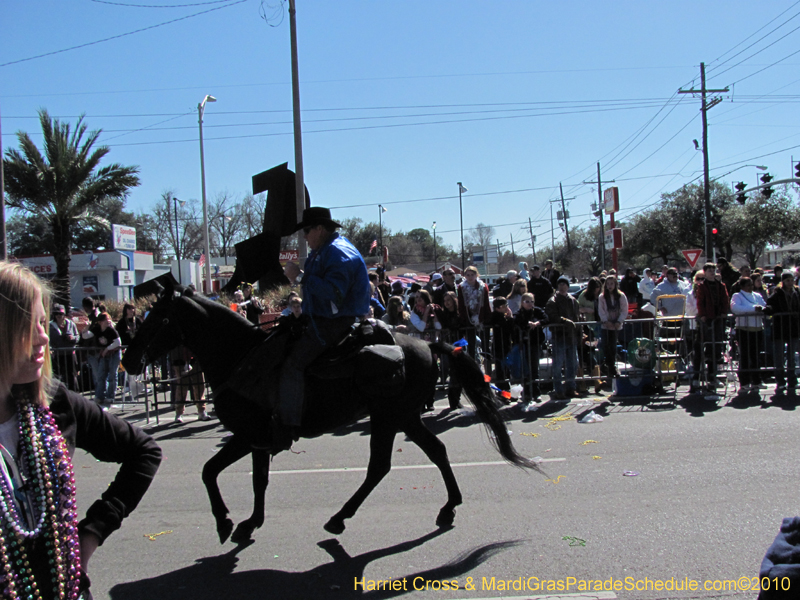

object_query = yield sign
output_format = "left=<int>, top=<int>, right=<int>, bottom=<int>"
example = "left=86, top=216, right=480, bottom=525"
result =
left=682, top=249, right=703, bottom=268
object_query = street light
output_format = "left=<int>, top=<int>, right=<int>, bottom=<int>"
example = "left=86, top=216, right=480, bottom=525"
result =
left=378, top=205, right=387, bottom=262
left=173, top=196, right=187, bottom=284
left=432, top=221, right=437, bottom=271
left=712, top=164, right=768, bottom=182
left=198, top=94, right=216, bottom=295
left=219, top=215, right=233, bottom=262
left=457, top=182, right=467, bottom=270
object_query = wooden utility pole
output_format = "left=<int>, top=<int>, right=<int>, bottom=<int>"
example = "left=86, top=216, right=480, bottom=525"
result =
left=0, top=104, right=6, bottom=260
left=528, top=217, right=537, bottom=265
left=288, top=0, right=307, bottom=261
left=583, top=162, right=615, bottom=273
left=558, top=183, right=575, bottom=252
left=679, top=63, right=728, bottom=261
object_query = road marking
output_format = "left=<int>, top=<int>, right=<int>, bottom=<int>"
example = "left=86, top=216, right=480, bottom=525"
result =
left=447, top=594, right=616, bottom=600
left=270, top=458, right=565, bottom=475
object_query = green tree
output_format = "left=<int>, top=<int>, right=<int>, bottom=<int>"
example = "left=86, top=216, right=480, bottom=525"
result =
left=3, top=109, right=140, bottom=303
left=722, top=187, right=800, bottom=267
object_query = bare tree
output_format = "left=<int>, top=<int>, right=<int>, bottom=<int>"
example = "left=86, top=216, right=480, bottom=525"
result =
left=155, top=191, right=203, bottom=260
left=239, top=193, right=266, bottom=238
left=466, top=222, right=496, bottom=256
left=209, top=191, right=247, bottom=259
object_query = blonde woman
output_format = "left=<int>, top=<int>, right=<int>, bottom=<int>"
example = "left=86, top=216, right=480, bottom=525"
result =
left=0, top=262, right=161, bottom=599
left=598, top=274, right=629, bottom=379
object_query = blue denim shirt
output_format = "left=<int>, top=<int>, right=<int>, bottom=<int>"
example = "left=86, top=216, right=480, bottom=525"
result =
left=302, top=233, right=370, bottom=319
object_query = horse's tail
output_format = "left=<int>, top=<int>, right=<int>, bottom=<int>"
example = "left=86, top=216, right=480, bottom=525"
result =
left=429, top=342, right=547, bottom=477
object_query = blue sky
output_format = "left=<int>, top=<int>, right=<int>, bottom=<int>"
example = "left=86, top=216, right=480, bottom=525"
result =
left=3, top=0, right=800, bottom=256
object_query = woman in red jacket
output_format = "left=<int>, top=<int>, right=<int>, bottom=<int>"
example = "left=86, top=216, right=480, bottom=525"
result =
left=692, top=262, right=730, bottom=392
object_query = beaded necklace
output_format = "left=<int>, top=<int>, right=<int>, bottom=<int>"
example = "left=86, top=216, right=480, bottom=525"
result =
left=0, top=398, right=79, bottom=600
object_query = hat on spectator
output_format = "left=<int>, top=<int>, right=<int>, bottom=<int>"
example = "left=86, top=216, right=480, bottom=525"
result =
left=557, top=275, right=570, bottom=285
left=506, top=270, right=517, bottom=278
left=391, top=280, right=405, bottom=292
left=52, top=304, right=66, bottom=315
left=531, top=264, right=541, bottom=271
left=431, top=273, right=443, bottom=282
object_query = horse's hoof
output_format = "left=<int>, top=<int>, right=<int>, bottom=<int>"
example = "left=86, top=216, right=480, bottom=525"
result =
left=231, top=522, right=255, bottom=545
left=218, top=518, right=234, bottom=544
left=436, top=507, right=456, bottom=528
left=323, top=517, right=346, bottom=535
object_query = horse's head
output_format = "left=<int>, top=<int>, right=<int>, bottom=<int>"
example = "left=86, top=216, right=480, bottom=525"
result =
left=121, top=280, right=193, bottom=375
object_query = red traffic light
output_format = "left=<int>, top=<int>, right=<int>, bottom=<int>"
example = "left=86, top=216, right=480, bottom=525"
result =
left=712, top=228, right=718, bottom=235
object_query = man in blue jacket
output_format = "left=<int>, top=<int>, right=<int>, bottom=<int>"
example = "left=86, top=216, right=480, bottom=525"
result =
left=276, top=207, right=370, bottom=451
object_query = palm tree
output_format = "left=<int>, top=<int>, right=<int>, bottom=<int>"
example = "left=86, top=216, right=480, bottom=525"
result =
left=3, top=109, right=140, bottom=305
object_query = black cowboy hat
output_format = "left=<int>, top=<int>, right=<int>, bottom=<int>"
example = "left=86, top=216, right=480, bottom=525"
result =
left=293, top=207, right=342, bottom=233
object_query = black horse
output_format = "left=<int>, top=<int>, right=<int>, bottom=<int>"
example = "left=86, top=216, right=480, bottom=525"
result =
left=122, top=283, right=543, bottom=544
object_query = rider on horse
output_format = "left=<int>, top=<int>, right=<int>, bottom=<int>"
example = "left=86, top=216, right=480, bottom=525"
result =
left=275, top=207, right=371, bottom=452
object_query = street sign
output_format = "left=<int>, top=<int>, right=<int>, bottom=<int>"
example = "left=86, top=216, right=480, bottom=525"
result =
left=112, top=224, right=137, bottom=251
left=603, top=187, right=619, bottom=215
left=682, top=249, right=703, bottom=268
left=604, top=228, right=623, bottom=250
left=114, top=270, right=135, bottom=287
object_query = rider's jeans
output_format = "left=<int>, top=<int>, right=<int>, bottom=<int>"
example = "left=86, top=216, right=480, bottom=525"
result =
left=278, top=316, right=356, bottom=427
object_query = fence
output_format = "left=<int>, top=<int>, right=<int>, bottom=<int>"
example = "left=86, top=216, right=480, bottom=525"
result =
left=51, top=310, right=799, bottom=422
left=433, top=310, right=798, bottom=401
left=51, top=346, right=215, bottom=424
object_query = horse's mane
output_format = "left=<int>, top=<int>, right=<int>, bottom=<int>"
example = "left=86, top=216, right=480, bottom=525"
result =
left=190, top=293, right=270, bottom=342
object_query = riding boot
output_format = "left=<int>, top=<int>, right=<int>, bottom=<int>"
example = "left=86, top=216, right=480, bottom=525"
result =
left=268, top=415, right=297, bottom=455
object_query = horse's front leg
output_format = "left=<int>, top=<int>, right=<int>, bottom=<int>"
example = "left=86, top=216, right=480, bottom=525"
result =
left=231, top=447, right=270, bottom=544
left=202, top=434, right=253, bottom=544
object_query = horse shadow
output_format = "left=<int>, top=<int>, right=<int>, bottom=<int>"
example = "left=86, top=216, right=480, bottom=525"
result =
left=108, top=529, right=523, bottom=600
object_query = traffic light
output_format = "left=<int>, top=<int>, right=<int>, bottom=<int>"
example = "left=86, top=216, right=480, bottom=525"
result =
left=734, top=181, right=747, bottom=204
left=761, top=173, right=774, bottom=199
left=712, top=227, right=718, bottom=236
left=795, top=161, right=800, bottom=180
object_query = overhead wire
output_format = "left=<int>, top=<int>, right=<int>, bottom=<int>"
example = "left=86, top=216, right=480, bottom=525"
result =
left=0, top=0, right=249, bottom=68
left=706, top=8, right=800, bottom=79
left=90, top=0, right=236, bottom=7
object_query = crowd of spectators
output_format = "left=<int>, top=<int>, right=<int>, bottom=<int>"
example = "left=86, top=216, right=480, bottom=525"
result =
left=50, top=257, right=799, bottom=419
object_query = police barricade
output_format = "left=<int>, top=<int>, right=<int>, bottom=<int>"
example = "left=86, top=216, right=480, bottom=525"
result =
left=50, top=345, right=203, bottom=425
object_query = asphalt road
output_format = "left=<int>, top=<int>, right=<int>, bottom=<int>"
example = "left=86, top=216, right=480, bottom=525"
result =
left=75, top=386, right=800, bottom=600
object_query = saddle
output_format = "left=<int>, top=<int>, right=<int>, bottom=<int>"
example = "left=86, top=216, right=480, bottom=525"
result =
left=227, top=319, right=405, bottom=407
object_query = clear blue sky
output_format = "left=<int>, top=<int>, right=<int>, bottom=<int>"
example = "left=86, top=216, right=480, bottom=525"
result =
left=3, top=0, right=800, bottom=257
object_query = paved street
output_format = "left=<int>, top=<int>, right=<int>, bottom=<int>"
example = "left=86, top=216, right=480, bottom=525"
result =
left=76, top=387, right=800, bottom=600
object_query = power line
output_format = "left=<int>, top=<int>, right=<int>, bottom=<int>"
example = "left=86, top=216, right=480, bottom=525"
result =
left=90, top=0, right=237, bottom=7
left=69, top=102, right=676, bottom=146
left=706, top=6, right=800, bottom=79
left=0, top=0, right=249, bottom=68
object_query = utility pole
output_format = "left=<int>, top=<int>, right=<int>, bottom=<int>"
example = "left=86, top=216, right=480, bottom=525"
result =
left=288, top=0, right=307, bottom=261
left=0, top=104, right=6, bottom=260
left=583, top=162, right=614, bottom=273
left=558, top=182, right=574, bottom=252
left=548, top=199, right=560, bottom=264
left=528, top=217, right=537, bottom=265
left=509, top=233, right=516, bottom=266
left=679, top=63, right=728, bottom=261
